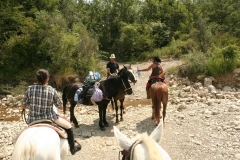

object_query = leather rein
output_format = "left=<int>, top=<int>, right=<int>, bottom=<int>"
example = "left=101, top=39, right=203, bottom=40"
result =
left=121, top=78, right=132, bottom=92
left=119, top=140, right=142, bottom=160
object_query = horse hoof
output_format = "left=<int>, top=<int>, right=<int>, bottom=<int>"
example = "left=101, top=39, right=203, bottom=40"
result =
left=100, top=127, right=106, bottom=131
left=116, top=120, right=119, bottom=123
left=74, top=124, right=79, bottom=128
left=104, top=123, right=109, bottom=127
left=151, top=117, right=154, bottom=120
left=120, top=118, right=123, bottom=121
left=123, top=110, right=126, bottom=114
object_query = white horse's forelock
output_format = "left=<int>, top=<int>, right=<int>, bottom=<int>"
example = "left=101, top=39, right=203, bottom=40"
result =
left=12, top=127, right=68, bottom=160
left=141, top=133, right=164, bottom=160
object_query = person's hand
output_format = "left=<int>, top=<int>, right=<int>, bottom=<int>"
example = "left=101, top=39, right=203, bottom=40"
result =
left=59, top=105, right=63, bottom=110
left=22, top=104, right=26, bottom=109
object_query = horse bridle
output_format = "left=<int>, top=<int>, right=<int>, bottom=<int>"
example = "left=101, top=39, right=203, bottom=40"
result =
left=119, top=140, right=142, bottom=160
left=121, top=78, right=132, bottom=92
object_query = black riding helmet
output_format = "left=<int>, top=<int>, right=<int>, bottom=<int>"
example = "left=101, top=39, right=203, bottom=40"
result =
left=153, top=56, right=161, bottom=63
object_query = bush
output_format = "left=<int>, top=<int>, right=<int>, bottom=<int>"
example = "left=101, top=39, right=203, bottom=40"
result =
left=206, top=45, right=239, bottom=75
left=182, top=51, right=207, bottom=75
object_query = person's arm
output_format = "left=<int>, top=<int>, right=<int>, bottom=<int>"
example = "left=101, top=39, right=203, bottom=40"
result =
left=138, top=64, right=153, bottom=72
left=159, top=65, right=165, bottom=77
left=107, top=68, right=112, bottom=76
left=53, top=88, right=63, bottom=110
left=117, top=63, right=120, bottom=71
left=22, top=87, right=30, bottom=109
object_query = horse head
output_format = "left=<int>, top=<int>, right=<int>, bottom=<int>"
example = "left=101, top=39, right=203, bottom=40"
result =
left=118, top=67, right=133, bottom=95
left=124, top=65, right=137, bottom=84
left=114, top=119, right=171, bottom=160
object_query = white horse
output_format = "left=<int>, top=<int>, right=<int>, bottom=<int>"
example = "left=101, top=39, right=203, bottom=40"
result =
left=12, top=126, right=69, bottom=160
left=114, top=119, right=171, bottom=160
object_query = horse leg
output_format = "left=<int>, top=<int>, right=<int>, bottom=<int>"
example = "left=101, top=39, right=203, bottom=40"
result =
left=114, top=98, right=119, bottom=123
left=62, top=95, right=67, bottom=114
left=102, top=103, right=109, bottom=127
left=162, top=92, right=168, bottom=123
left=70, top=101, right=79, bottom=128
left=151, top=101, right=155, bottom=120
left=98, top=103, right=105, bottom=131
left=152, top=92, right=160, bottom=125
left=119, top=98, right=124, bottom=121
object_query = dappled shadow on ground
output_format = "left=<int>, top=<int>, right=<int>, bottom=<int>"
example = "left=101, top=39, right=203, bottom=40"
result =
left=135, top=116, right=159, bottom=135
left=73, top=111, right=123, bottom=139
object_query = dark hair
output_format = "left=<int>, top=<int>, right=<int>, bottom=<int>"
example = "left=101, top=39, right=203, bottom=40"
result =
left=36, top=69, right=49, bottom=85
left=153, top=56, right=161, bottom=63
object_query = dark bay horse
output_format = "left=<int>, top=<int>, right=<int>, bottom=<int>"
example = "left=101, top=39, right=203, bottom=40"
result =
left=96, top=66, right=134, bottom=130
left=62, top=67, right=134, bottom=130
left=110, top=66, right=137, bottom=121
left=149, top=82, right=168, bottom=124
left=62, top=82, right=93, bottom=127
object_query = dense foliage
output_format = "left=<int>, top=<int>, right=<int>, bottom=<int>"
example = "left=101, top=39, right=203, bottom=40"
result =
left=0, top=0, right=240, bottom=87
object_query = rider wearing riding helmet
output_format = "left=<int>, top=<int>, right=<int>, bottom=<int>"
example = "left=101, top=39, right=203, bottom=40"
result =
left=106, top=54, right=120, bottom=78
left=22, top=69, right=81, bottom=155
left=137, top=56, right=166, bottom=99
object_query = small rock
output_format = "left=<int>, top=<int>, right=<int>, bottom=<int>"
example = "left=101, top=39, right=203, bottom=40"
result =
left=81, top=131, right=91, bottom=137
left=235, top=154, right=240, bottom=159
left=222, top=86, right=232, bottom=91
left=192, top=140, right=202, bottom=145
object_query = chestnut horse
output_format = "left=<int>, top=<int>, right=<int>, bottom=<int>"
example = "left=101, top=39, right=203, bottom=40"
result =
left=149, top=82, right=168, bottom=124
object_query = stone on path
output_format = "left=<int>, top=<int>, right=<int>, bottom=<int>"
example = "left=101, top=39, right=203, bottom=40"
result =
left=82, top=131, right=92, bottom=137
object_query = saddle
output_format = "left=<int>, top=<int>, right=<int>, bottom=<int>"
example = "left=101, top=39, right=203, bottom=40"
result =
left=13, top=119, right=68, bottom=144
left=28, top=119, right=68, bottom=139
left=148, top=78, right=165, bottom=85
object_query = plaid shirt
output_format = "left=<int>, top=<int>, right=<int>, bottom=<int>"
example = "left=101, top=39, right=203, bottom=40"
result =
left=22, top=85, right=62, bottom=124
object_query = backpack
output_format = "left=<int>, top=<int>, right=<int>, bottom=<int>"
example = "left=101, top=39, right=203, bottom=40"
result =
left=91, top=85, right=103, bottom=102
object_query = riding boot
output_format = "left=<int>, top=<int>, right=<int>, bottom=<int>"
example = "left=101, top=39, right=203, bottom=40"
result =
left=65, top=128, right=81, bottom=155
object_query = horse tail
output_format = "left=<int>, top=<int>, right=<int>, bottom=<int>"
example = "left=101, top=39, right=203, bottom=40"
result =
left=142, top=133, right=163, bottom=160
left=152, top=83, right=161, bottom=123
left=111, top=98, right=114, bottom=110
left=12, top=132, right=36, bottom=160
left=62, top=86, right=67, bottom=114
left=155, top=89, right=161, bottom=123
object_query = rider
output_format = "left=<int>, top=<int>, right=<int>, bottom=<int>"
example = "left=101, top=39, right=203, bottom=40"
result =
left=137, top=56, right=165, bottom=99
left=22, top=69, right=81, bottom=155
left=106, top=54, right=120, bottom=78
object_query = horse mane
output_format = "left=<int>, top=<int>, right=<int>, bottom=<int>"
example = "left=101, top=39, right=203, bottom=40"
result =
left=141, top=133, right=163, bottom=160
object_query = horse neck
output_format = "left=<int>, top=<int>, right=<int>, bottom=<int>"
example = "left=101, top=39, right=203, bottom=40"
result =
left=136, top=133, right=163, bottom=160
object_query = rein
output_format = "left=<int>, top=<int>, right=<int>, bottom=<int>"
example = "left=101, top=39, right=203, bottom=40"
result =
left=121, top=79, right=132, bottom=92
left=119, top=140, right=142, bottom=160
left=21, top=108, right=27, bottom=124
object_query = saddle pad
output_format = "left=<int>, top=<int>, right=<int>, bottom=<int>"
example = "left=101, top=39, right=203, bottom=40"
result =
left=13, top=121, right=68, bottom=144
left=29, top=123, right=68, bottom=139
left=149, top=78, right=164, bottom=85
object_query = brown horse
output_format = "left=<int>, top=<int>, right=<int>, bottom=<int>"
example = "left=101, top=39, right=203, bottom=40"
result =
left=149, top=82, right=168, bottom=124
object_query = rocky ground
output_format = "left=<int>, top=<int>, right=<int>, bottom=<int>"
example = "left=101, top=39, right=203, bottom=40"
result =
left=0, top=59, right=240, bottom=160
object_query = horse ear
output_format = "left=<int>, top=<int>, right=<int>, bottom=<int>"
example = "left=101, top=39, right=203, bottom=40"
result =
left=150, top=119, right=163, bottom=143
left=113, top=126, right=133, bottom=150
